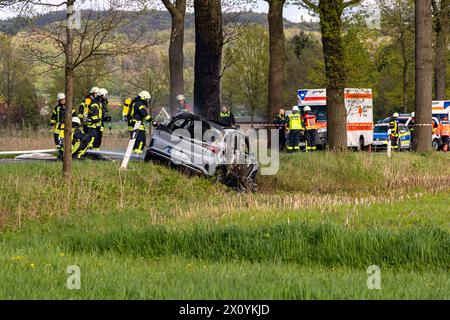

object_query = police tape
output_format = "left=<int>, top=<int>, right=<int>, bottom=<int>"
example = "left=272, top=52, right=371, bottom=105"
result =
left=412, top=123, right=433, bottom=127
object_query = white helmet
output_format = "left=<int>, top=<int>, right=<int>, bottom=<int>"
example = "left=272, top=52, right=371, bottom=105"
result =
left=99, top=88, right=108, bottom=97
left=57, top=93, right=66, bottom=101
left=176, top=94, right=186, bottom=101
left=292, top=106, right=299, bottom=112
left=72, top=117, right=81, bottom=126
left=304, top=106, right=312, bottom=112
left=411, top=112, right=415, bottom=118
left=90, top=87, right=100, bottom=94
left=393, top=112, right=400, bottom=118
left=139, top=91, right=151, bottom=100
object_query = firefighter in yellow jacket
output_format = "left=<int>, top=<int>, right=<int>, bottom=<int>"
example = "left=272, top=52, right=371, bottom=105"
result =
left=127, top=91, right=152, bottom=154
left=286, top=106, right=304, bottom=152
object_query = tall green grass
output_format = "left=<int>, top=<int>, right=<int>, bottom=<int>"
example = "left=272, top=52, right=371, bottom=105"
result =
left=0, top=152, right=448, bottom=299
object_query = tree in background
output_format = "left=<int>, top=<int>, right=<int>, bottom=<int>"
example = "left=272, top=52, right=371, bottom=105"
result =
left=265, top=0, right=286, bottom=120
left=222, top=24, right=269, bottom=124
left=0, top=35, right=40, bottom=127
left=299, top=0, right=362, bottom=152
left=126, top=48, right=170, bottom=110
left=284, top=31, right=325, bottom=106
left=193, top=0, right=223, bottom=120
left=19, top=0, right=155, bottom=176
left=161, top=0, right=187, bottom=116
left=432, top=0, right=449, bottom=100
left=414, top=0, right=433, bottom=152
left=378, top=0, right=415, bottom=113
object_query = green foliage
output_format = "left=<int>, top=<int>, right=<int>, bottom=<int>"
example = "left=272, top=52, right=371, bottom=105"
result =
left=222, top=24, right=269, bottom=118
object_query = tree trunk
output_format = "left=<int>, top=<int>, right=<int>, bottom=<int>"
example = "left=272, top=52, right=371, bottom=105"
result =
left=193, top=0, right=223, bottom=120
left=319, top=0, right=347, bottom=151
left=414, top=0, right=433, bottom=152
left=402, top=62, right=409, bottom=113
left=267, top=0, right=286, bottom=120
left=163, top=0, right=187, bottom=116
left=434, top=0, right=448, bottom=100
left=63, top=1, right=75, bottom=177
left=400, top=36, right=409, bottom=113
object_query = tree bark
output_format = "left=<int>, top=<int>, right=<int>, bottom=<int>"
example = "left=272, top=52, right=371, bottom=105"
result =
left=414, top=0, right=433, bottom=152
left=162, top=0, right=186, bottom=116
left=319, top=0, right=347, bottom=151
left=266, top=0, right=286, bottom=120
left=400, top=35, right=409, bottom=113
left=433, top=0, right=448, bottom=100
left=193, top=0, right=223, bottom=120
left=63, top=0, right=75, bottom=177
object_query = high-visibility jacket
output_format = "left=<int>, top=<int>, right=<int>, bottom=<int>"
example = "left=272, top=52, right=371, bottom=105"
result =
left=273, top=114, right=286, bottom=126
left=389, top=119, right=399, bottom=136
left=288, top=113, right=303, bottom=130
left=220, top=112, right=236, bottom=127
left=50, top=104, right=65, bottom=134
left=441, top=120, right=450, bottom=137
left=127, top=97, right=152, bottom=131
left=302, top=113, right=317, bottom=130
left=99, top=98, right=109, bottom=132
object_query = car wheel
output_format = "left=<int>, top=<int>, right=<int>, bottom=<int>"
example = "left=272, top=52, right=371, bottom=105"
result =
left=432, top=139, right=440, bottom=151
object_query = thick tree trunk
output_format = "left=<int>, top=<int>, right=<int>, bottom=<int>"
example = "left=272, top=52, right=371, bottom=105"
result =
left=63, top=1, right=75, bottom=177
left=193, top=0, right=223, bottom=120
left=434, top=0, right=448, bottom=100
left=163, top=0, right=187, bottom=116
left=400, top=37, right=409, bottom=113
left=267, top=0, right=286, bottom=119
left=402, top=62, right=409, bottom=113
left=319, top=0, right=347, bottom=151
left=414, top=0, right=433, bottom=152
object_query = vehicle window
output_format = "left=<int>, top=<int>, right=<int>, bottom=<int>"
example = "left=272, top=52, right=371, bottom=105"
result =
left=169, top=118, right=188, bottom=131
left=374, top=126, right=388, bottom=133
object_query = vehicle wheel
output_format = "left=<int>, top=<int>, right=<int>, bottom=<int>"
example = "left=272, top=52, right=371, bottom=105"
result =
left=357, top=136, right=365, bottom=152
left=432, top=139, right=440, bottom=151
left=397, top=138, right=402, bottom=151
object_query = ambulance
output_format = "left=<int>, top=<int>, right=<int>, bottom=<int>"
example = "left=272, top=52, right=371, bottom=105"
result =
left=297, top=88, right=374, bottom=150
left=432, top=101, right=450, bottom=122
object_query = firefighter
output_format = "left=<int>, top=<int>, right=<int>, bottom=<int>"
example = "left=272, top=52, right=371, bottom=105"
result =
left=302, top=106, right=318, bottom=152
left=78, top=87, right=100, bottom=133
left=122, top=98, right=132, bottom=122
left=389, top=113, right=400, bottom=149
left=50, top=93, right=66, bottom=147
left=441, top=116, right=450, bottom=152
left=83, top=91, right=103, bottom=152
left=176, top=95, right=192, bottom=114
left=128, top=91, right=152, bottom=154
left=97, top=88, right=112, bottom=150
left=70, top=117, right=91, bottom=159
left=219, top=106, right=236, bottom=127
left=273, top=108, right=286, bottom=151
left=286, top=106, right=303, bottom=152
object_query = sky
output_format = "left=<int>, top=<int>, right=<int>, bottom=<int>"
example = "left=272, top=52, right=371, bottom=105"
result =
left=0, top=0, right=315, bottom=23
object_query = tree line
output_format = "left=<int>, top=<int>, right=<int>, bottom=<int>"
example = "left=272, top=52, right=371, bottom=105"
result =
left=0, top=0, right=448, bottom=175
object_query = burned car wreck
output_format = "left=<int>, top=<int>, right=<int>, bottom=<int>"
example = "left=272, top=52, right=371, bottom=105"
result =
left=145, top=113, right=259, bottom=192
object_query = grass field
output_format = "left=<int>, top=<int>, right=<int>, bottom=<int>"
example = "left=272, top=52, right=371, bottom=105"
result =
left=0, top=152, right=449, bottom=299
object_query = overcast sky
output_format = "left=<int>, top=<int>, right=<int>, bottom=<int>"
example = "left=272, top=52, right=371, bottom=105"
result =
left=0, top=0, right=315, bottom=22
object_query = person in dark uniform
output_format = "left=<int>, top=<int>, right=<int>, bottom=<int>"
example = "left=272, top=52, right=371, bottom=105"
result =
left=273, top=108, right=287, bottom=151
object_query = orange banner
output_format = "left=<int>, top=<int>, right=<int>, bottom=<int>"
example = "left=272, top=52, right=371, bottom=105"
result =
left=347, top=123, right=373, bottom=131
